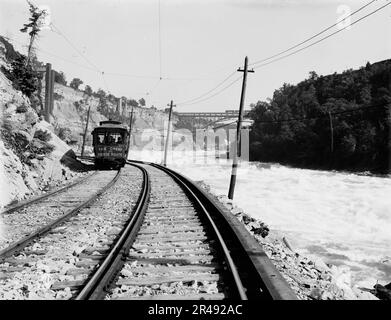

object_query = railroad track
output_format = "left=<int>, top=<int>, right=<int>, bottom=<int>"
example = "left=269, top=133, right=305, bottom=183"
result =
left=75, top=160, right=298, bottom=300
left=0, top=170, right=119, bottom=254
left=0, top=159, right=297, bottom=300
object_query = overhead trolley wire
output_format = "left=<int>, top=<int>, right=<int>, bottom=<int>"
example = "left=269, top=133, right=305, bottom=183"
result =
left=50, top=23, right=101, bottom=72
left=49, top=22, right=112, bottom=92
left=158, top=0, right=162, bottom=80
left=146, top=78, right=162, bottom=96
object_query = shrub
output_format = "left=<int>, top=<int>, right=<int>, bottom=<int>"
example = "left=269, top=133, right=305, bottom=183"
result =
left=30, top=138, right=54, bottom=155
left=1, top=54, right=39, bottom=97
left=54, top=71, right=67, bottom=86
left=34, top=129, right=51, bottom=142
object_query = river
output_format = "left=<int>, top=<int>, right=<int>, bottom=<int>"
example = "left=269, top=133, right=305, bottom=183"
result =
left=130, top=148, right=391, bottom=288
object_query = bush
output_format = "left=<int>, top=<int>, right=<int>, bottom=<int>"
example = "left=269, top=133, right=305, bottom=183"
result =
left=34, top=129, right=51, bottom=142
left=30, top=138, right=55, bottom=155
left=54, top=71, right=67, bottom=86
left=1, top=54, right=39, bottom=97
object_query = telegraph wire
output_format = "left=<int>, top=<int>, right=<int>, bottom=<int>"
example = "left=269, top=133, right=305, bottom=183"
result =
left=180, top=75, right=242, bottom=106
left=249, top=0, right=379, bottom=67
left=176, top=1, right=390, bottom=107
left=12, top=0, right=390, bottom=107
left=176, top=70, right=238, bottom=105
left=176, top=0, right=381, bottom=106
left=252, top=1, right=391, bottom=70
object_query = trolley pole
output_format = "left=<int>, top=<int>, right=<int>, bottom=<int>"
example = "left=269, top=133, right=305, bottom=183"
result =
left=163, top=100, right=175, bottom=167
left=81, top=103, right=91, bottom=157
left=228, top=56, right=254, bottom=200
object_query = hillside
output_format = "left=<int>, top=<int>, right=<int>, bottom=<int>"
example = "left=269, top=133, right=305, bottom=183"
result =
left=249, top=60, right=391, bottom=174
left=0, top=35, right=179, bottom=207
left=0, top=37, right=88, bottom=209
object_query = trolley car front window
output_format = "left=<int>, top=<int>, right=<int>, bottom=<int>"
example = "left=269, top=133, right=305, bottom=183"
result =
left=107, top=132, right=124, bottom=145
left=97, top=134, right=105, bottom=144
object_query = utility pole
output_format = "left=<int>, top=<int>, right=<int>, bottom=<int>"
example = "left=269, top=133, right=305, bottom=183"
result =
left=81, top=103, right=91, bottom=157
left=163, top=100, right=175, bottom=167
left=44, top=63, right=52, bottom=122
left=228, top=56, right=254, bottom=200
left=127, top=105, right=134, bottom=160
left=328, top=110, right=334, bottom=154
left=49, top=69, right=55, bottom=116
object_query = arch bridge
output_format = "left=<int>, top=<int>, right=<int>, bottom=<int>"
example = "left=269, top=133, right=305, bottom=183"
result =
left=175, top=110, right=251, bottom=129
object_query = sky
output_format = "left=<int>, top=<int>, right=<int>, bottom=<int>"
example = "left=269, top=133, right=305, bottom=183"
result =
left=0, top=0, right=390, bottom=112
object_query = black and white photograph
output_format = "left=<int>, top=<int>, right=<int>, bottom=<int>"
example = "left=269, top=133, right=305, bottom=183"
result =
left=0, top=0, right=390, bottom=307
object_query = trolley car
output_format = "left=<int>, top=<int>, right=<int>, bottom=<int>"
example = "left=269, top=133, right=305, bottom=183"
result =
left=91, top=120, right=129, bottom=169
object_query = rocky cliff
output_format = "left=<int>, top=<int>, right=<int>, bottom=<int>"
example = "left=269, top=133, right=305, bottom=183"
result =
left=0, top=35, right=177, bottom=208
left=0, top=37, right=87, bottom=209
left=45, top=84, right=174, bottom=155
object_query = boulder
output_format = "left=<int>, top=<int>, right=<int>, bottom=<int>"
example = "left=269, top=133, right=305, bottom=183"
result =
left=251, top=222, right=269, bottom=238
left=242, top=213, right=255, bottom=224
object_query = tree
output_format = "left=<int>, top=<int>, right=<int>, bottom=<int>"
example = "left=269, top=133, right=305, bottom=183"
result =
left=20, top=1, right=48, bottom=66
left=95, top=89, right=106, bottom=98
left=5, top=54, right=39, bottom=97
left=84, top=85, right=93, bottom=96
left=54, top=71, right=67, bottom=85
left=127, top=99, right=139, bottom=107
left=138, top=98, right=146, bottom=107
left=107, top=93, right=116, bottom=103
left=248, top=59, right=391, bottom=173
left=70, top=78, right=83, bottom=90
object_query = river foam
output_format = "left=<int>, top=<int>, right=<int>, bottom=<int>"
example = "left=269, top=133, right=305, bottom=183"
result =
left=130, top=149, right=391, bottom=287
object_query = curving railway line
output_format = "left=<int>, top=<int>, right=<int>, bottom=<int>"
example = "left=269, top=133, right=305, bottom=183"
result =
left=0, top=159, right=297, bottom=300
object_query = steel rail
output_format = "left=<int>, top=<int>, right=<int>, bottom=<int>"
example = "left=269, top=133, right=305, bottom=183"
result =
left=152, top=163, right=248, bottom=299
left=126, top=159, right=297, bottom=300
left=75, top=162, right=150, bottom=300
left=0, top=171, right=98, bottom=215
left=83, top=158, right=297, bottom=299
left=149, top=163, right=298, bottom=300
left=0, top=170, right=121, bottom=259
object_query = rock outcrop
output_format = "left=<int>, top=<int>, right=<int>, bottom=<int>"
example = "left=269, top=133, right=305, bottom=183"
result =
left=0, top=36, right=87, bottom=209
